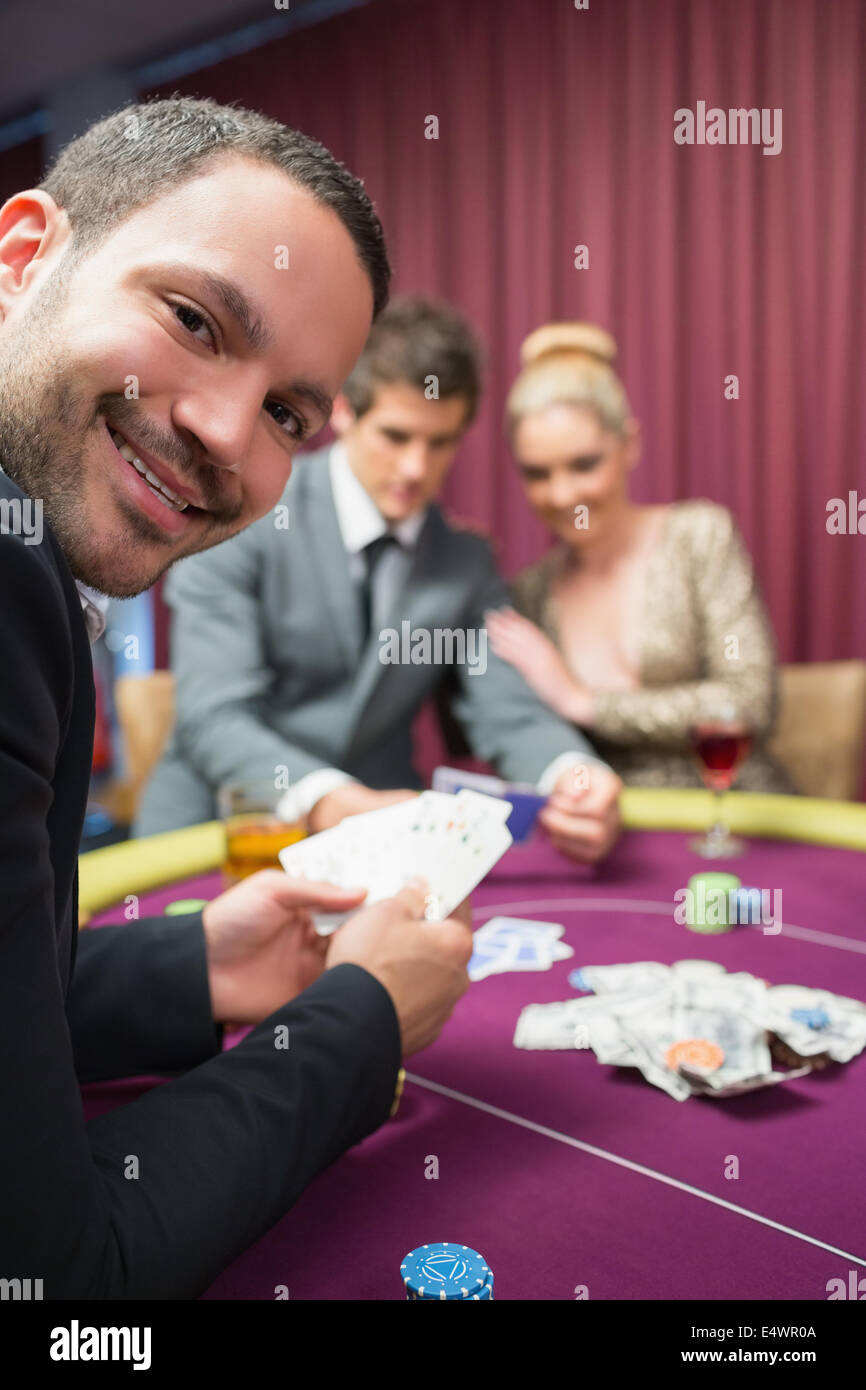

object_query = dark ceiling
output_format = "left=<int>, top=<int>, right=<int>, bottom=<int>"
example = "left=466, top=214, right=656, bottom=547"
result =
left=0, top=0, right=359, bottom=125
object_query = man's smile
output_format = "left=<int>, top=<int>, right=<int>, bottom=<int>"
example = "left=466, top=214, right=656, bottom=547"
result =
left=103, top=419, right=207, bottom=536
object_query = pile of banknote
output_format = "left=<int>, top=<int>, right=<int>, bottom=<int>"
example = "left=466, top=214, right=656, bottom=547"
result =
left=513, top=960, right=866, bottom=1101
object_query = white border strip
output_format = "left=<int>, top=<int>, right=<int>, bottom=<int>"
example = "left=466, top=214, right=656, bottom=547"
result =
left=405, top=1072, right=866, bottom=1269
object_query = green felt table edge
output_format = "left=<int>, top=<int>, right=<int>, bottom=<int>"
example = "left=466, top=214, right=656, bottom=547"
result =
left=77, top=791, right=866, bottom=925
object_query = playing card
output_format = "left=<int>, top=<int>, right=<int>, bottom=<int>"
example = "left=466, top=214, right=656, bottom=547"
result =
left=468, top=933, right=522, bottom=981
left=476, top=916, right=567, bottom=939
left=278, top=815, right=391, bottom=925
left=469, top=916, right=573, bottom=980
left=433, top=765, right=547, bottom=842
left=511, top=936, right=573, bottom=969
left=429, top=792, right=513, bottom=919
left=279, top=789, right=514, bottom=934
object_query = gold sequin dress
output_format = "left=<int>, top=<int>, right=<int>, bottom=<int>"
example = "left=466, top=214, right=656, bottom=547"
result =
left=511, top=500, right=794, bottom=792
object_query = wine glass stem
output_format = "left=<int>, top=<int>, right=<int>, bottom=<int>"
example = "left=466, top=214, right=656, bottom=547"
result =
left=708, top=789, right=727, bottom=841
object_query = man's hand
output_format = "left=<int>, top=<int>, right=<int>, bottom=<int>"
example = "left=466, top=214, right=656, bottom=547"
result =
left=539, top=762, right=622, bottom=864
left=308, top=783, right=417, bottom=834
left=201, top=871, right=368, bottom=1025
left=325, top=882, right=473, bottom=1056
left=485, top=606, right=594, bottom=724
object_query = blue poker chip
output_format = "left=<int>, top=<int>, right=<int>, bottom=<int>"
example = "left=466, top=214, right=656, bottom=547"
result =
left=791, top=1006, right=830, bottom=1030
left=732, top=887, right=764, bottom=925
left=401, top=1243, right=493, bottom=1300
left=569, top=968, right=592, bottom=992
left=409, top=1273, right=494, bottom=1301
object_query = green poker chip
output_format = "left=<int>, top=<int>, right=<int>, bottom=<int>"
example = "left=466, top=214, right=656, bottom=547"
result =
left=684, top=872, right=741, bottom=933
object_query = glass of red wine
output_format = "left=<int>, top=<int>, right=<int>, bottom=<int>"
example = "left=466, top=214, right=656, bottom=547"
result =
left=689, top=713, right=753, bottom=858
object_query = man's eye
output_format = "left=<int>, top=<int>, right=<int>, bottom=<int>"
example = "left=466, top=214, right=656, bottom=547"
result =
left=572, top=454, right=604, bottom=472
left=266, top=400, right=308, bottom=441
left=172, top=302, right=216, bottom=347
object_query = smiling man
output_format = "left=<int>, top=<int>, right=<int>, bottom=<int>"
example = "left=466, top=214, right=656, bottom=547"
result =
left=0, top=98, right=474, bottom=1299
left=0, top=109, right=374, bottom=591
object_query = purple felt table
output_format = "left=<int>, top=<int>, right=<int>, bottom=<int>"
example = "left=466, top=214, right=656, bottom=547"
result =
left=85, top=829, right=866, bottom=1300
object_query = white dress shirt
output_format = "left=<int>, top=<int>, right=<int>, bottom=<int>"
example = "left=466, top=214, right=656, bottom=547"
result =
left=329, top=441, right=427, bottom=630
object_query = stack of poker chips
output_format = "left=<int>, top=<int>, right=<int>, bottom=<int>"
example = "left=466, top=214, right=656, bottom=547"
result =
left=401, top=1243, right=494, bottom=1300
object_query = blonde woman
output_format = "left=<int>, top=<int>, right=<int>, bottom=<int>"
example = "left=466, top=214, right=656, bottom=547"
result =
left=486, top=323, right=793, bottom=791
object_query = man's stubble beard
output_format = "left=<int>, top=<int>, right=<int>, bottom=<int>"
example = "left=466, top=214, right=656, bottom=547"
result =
left=0, top=264, right=241, bottom=596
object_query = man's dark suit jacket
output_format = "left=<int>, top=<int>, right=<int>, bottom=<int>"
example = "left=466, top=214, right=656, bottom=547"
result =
left=0, top=472, right=400, bottom=1299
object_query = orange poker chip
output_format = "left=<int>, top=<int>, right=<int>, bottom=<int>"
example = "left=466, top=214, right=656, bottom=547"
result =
left=665, top=1038, right=725, bottom=1073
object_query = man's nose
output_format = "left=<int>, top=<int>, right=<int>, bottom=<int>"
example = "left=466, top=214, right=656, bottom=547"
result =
left=398, top=444, right=430, bottom=481
left=172, top=390, right=259, bottom=472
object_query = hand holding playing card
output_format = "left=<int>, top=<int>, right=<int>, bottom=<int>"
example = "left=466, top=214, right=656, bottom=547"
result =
left=279, top=789, right=513, bottom=934
left=450, top=895, right=474, bottom=929
left=201, top=871, right=369, bottom=1025
left=325, top=881, right=474, bottom=1056
left=540, top=762, right=622, bottom=864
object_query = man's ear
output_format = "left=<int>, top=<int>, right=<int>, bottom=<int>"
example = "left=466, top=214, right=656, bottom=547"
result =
left=329, top=392, right=358, bottom=437
left=0, top=189, right=69, bottom=315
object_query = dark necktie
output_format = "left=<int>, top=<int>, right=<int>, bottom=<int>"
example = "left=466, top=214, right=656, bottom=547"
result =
left=360, top=532, right=399, bottom=642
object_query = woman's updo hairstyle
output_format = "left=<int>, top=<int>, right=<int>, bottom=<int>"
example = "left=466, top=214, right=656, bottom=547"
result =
left=505, top=322, right=632, bottom=440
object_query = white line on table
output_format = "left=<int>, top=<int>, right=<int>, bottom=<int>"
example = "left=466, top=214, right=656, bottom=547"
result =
left=405, top=1072, right=866, bottom=1270
left=474, top=898, right=866, bottom=955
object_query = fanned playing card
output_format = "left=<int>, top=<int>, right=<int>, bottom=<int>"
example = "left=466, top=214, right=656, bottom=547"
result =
left=432, top=766, right=547, bottom=842
left=468, top=916, right=573, bottom=980
left=279, top=789, right=513, bottom=934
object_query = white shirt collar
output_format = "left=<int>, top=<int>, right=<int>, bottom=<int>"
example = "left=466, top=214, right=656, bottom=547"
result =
left=328, top=441, right=427, bottom=553
left=0, top=459, right=109, bottom=643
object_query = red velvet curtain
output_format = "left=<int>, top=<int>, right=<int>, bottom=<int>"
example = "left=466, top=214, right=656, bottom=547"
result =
left=4, top=2, right=863, bottom=666
left=4, top=1, right=864, bottom=681
left=145, top=0, right=866, bottom=671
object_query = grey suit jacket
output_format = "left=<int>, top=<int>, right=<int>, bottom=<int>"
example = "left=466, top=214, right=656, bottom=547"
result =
left=135, top=446, right=606, bottom=834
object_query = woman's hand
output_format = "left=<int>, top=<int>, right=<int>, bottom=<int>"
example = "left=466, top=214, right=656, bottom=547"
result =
left=485, top=606, right=595, bottom=724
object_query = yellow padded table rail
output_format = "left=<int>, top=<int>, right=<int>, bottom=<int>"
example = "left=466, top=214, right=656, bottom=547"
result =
left=78, top=791, right=866, bottom=926
left=621, top=788, right=866, bottom=850
left=79, top=821, right=226, bottom=926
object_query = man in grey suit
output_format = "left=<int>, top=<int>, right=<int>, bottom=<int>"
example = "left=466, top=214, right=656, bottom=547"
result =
left=136, top=298, right=622, bottom=860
